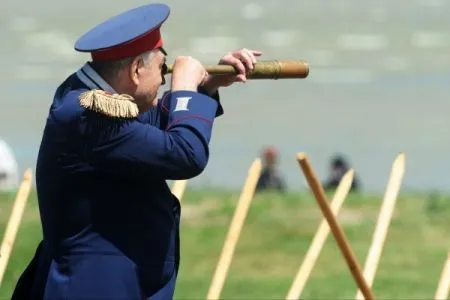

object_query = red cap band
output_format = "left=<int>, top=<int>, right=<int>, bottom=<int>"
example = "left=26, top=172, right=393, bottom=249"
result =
left=91, top=27, right=163, bottom=61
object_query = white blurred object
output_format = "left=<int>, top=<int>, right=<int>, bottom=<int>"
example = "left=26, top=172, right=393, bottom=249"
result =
left=0, top=139, right=19, bottom=191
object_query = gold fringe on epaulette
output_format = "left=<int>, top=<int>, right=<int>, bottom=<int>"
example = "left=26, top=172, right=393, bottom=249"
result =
left=79, top=90, right=139, bottom=119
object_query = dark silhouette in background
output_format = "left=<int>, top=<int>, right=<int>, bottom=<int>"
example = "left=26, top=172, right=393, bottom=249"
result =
left=323, top=154, right=360, bottom=192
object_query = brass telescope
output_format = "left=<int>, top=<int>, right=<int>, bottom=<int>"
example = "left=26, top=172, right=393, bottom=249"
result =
left=165, top=59, right=309, bottom=80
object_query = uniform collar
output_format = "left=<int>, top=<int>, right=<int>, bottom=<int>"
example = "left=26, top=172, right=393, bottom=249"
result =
left=76, top=62, right=116, bottom=93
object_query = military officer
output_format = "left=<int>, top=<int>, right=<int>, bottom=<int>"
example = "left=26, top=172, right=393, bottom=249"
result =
left=12, top=3, right=262, bottom=299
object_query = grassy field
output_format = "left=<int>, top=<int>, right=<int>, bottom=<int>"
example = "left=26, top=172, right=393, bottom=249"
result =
left=0, top=187, right=449, bottom=299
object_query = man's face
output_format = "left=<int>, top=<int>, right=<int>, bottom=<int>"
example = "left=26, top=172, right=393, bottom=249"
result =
left=132, top=50, right=167, bottom=112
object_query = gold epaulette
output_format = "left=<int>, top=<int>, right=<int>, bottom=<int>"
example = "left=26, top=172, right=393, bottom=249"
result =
left=79, top=89, right=139, bottom=119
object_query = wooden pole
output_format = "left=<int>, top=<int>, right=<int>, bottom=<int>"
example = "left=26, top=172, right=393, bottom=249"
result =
left=355, top=153, right=405, bottom=300
left=171, top=180, right=188, bottom=203
left=435, top=252, right=450, bottom=300
left=296, top=153, right=375, bottom=300
left=206, top=159, right=262, bottom=300
left=286, top=169, right=355, bottom=300
left=0, top=168, right=33, bottom=287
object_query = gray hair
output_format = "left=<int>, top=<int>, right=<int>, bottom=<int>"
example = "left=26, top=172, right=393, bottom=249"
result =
left=91, top=50, right=158, bottom=80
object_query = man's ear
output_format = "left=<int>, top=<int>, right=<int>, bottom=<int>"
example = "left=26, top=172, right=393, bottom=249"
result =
left=129, top=56, right=143, bottom=86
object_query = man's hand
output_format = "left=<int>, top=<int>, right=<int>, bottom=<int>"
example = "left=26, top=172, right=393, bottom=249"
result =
left=171, top=56, right=208, bottom=92
left=201, top=48, right=263, bottom=95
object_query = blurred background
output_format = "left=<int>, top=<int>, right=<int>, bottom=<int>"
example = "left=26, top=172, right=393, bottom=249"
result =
left=1, top=0, right=450, bottom=193
left=1, top=1, right=450, bottom=299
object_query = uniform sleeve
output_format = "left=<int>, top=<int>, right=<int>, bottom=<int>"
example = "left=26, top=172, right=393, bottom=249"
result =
left=81, top=90, right=221, bottom=180
left=138, top=87, right=223, bottom=128
left=197, top=86, right=223, bottom=117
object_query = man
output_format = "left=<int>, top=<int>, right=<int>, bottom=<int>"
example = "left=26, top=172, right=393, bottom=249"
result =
left=323, top=154, right=360, bottom=192
left=12, top=3, right=262, bottom=299
left=255, top=145, right=286, bottom=193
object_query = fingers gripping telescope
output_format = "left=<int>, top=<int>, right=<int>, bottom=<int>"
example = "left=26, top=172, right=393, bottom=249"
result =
left=165, top=60, right=310, bottom=80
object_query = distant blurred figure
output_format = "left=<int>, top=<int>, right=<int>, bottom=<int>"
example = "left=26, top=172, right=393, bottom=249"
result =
left=256, top=146, right=286, bottom=193
left=0, top=138, right=19, bottom=191
left=323, top=154, right=360, bottom=192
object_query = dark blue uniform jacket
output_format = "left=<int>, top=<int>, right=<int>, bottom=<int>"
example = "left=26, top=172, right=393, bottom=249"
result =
left=11, top=62, right=223, bottom=300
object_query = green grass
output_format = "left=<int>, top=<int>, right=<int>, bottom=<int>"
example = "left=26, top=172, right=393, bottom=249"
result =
left=1, top=188, right=449, bottom=299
